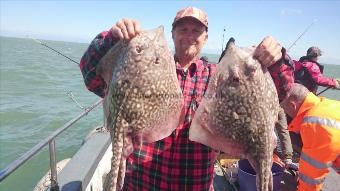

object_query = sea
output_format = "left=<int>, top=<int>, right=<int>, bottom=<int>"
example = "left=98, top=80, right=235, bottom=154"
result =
left=0, top=36, right=339, bottom=191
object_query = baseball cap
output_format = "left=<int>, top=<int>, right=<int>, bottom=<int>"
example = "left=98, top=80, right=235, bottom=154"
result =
left=307, top=46, right=322, bottom=57
left=172, top=7, right=208, bottom=29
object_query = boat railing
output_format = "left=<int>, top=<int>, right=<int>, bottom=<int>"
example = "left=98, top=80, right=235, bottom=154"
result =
left=0, top=98, right=103, bottom=191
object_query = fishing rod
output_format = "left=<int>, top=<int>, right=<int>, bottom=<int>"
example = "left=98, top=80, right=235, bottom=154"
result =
left=221, top=26, right=226, bottom=53
left=32, top=38, right=80, bottom=65
left=317, top=87, right=332, bottom=96
left=287, top=19, right=317, bottom=51
left=287, top=19, right=337, bottom=96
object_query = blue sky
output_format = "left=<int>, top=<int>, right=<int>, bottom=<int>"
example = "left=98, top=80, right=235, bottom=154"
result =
left=1, top=0, right=340, bottom=64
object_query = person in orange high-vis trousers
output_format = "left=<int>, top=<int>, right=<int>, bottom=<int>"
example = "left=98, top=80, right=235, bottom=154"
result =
left=280, top=83, right=340, bottom=191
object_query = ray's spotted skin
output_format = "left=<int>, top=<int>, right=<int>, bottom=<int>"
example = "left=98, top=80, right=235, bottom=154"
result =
left=97, top=26, right=183, bottom=191
left=190, top=39, right=280, bottom=191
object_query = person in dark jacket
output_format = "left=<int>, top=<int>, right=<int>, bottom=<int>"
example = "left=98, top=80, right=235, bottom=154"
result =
left=294, top=46, right=340, bottom=94
left=267, top=48, right=297, bottom=169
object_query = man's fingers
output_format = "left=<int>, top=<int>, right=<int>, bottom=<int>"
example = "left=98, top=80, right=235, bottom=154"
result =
left=111, top=18, right=141, bottom=41
left=113, top=20, right=127, bottom=40
left=261, top=36, right=280, bottom=56
left=261, top=54, right=274, bottom=68
left=117, top=20, right=129, bottom=40
left=260, top=36, right=274, bottom=49
left=115, top=19, right=133, bottom=40
left=273, top=46, right=283, bottom=63
left=255, top=36, right=282, bottom=67
left=254, top=36, right=273, bottom=56
left=256, top=47, right=272, bottom=66
left=112, top=26, right=124, bottom=40
left=123, top=18, right=136, bottom=37
left=267, top=45, right=283, bottom=66
left=132, top=19, right=141, bottom=35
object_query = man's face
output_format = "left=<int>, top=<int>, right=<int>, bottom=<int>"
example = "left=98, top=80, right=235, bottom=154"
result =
left=172, top=18, right=208, bottom=59
left=280, top=100, right=298, bottom=118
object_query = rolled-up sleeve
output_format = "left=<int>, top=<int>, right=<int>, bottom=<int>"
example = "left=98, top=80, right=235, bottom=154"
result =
left=79, top=28, right=119, bottom=97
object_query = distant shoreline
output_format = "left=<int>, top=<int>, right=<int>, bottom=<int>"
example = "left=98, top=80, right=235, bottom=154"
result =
left=0, top=34, right=90, bottom=45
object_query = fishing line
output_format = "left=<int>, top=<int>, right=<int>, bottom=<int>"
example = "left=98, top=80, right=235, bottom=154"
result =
left=287, top=19, right=317, bottom=51
left=31, top=37, right=89, bottom=110
left=66, top=91, right=85, bottom=110
left=32, top=38, right=80, bottom=65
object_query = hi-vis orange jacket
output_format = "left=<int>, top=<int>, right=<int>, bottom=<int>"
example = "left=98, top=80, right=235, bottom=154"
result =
left=289, top=93, right=340, bottom=191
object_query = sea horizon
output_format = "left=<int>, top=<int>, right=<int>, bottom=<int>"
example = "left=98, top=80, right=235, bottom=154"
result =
left=1, top=34, right=340, bottom=66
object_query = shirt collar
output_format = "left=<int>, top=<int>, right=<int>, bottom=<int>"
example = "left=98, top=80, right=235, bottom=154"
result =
left=175, top=56, right=204, bottom=76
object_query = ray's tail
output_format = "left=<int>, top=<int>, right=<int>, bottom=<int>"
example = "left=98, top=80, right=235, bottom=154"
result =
left=103, top=113, right=126, bottom=191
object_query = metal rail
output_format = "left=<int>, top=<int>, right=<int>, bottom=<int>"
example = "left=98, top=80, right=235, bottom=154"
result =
left=0, top=98, right=103, bottom=190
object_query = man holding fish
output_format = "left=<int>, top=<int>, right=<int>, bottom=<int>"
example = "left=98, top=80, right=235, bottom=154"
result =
left=80, top=6, right=287, bottom=191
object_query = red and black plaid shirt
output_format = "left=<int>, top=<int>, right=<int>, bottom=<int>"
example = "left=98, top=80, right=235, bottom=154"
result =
left=80, top=28, right=217, bottom=191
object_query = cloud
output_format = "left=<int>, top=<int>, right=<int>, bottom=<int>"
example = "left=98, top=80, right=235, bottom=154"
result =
left=280, top=8, right=302, bottom=16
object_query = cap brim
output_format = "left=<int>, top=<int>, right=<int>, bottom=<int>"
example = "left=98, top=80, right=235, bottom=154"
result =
left=172, top=16, right=208, bottom=28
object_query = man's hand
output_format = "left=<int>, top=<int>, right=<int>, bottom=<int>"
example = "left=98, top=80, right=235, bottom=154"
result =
left=111, top=18, right=141, bottom=40
left=283, top=158, right=299, bottom=171
left=335, top=78, right=340, bottom=90
left=254, top=36, right=282, bottom=67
